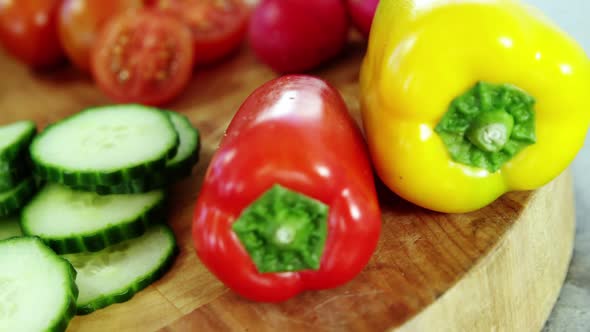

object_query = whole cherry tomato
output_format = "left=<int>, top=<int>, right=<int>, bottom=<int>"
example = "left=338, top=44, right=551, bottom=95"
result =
left=0, top=0, right=64, bottom=68
left=58, top=0, right=143, bottom=72
left=248, top=0, right=349, bottom=73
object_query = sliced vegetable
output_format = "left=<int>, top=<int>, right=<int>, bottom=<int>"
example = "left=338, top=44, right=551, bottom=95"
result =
left=0, top=162, right=32, bottom=192
left=150, top=0, right=249, bottom=66
left=0, top=215, right=22, bottom=240
left=58, top=0, right=143, bottom=72
left=21, top=183, right=166, bottom=254
left=91, top=10, right=195, bottom=106
left=0, top=177, right=37, bottom=217
left=0, top=120, right=36, bottom=191
left=165, top=111, right=201, bottom=176
left=0, top=0, right=64, bottom=68
left=0, top=120, right=36, bottom=163
left=30, top=105, right=179, bottom=187
left=0, top=237, right=78, bottom=332
left=71, top=111, right=200, bottom=194
left=192, top=75, right=381, bottom=302
left=248, top=0, right=349, bottom=73
left=360, top=0, right=590, bottom=213
left=63, top=224, right=178, bottom=314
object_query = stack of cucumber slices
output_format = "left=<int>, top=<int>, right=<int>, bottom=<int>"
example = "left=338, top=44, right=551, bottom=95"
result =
left=0, top=105, right=200, bottom=331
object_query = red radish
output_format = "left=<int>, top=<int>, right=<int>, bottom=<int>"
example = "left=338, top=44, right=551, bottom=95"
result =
left=346, top=0, right=379, bottom=38
left=248, top=0, right=349, bottom=73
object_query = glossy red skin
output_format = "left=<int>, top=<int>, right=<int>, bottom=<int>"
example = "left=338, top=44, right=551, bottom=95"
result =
left=346, top=0, right=379, bottom=38
left=150, top=0, right=249, bottom=66
left=0, top=0, right=64, bottom=68
left=58, top=0, right=143, bottom=72
left=91, top=10, right=194, bottom=106
left=192, top=75, right=381, bottom=302
left=248, top=0, right=349, bottom=73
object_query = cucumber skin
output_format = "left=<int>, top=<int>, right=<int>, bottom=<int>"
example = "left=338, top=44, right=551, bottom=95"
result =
left=69, top=121, right=201, bottom=195
left=69, top=149, right=199, bottom=195
left=0, top=157, right=31, bottom=192
left=0, top=177, right=37, bottom=217
left=0, top=236, right=79, bottom=332
left=75, top=226, right=179, bottom=315
left=0, top=120, right=36, bottom=162
left=30, top=106, right=180, bottom=187
left=21, top=190, right=169, bottom=254
left=52, top=260, right=79, bottom=332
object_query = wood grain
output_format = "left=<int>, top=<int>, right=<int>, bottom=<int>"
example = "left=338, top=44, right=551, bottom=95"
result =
left=0, top=37, right=574, bottom=332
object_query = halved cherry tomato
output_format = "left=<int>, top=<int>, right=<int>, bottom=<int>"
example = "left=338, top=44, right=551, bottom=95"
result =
left=58, top=0, right=143, bottom=72
left=149, top=0, right=249, bottom=66
left=0, top=0, right=64, bottom=68
left=91, top=10, right=194, bottom=106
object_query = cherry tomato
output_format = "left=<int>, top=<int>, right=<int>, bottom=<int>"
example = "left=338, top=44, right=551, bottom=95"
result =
left=0, top=0, right=64, bottom=68
left=91, top=10, right=194, bottom=106
left=149, top=0, right=249, bottom=66
left=248, top=0, right=349, bottom=73
left=345, top=0, right=379, bottom=38
left=58, top=0, right=143, bottom=72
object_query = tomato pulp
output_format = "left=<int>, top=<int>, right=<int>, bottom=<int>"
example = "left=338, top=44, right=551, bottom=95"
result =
left=58, top=0, right=143, bottom=72
left=149, top=0, right=249, bottom=66
left=91, top=10, right=195, bottom=106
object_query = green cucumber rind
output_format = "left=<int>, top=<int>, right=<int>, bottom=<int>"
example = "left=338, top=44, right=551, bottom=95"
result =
left=0, top=177, right=37, bottom=217
left=20, top=188, right=168, bottom=254
left=165, top=111, right=201, bottom=170
left=68, top=152, right=199, bottom=195
left=29, top=106, right=180, bottom=187
left=68, top=113, right=201, bottom=195
left=75, top=225, right=179, bottom=315
left=0, top=236, right=79, bottom=332
left=0, top=120, right=36, bottom=162
left=0, top=157, right=32, bottom=192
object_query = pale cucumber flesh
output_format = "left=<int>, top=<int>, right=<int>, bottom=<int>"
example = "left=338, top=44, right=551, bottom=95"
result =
left=21, top=183, right=166, bottom=253
left=62, top=224, right=177, bottom=314
left=31, top=106, right=177, bottom=171
left=0, top=237, right=77, bottom=332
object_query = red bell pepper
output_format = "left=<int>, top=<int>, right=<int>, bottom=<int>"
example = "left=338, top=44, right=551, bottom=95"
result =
left=192, top=75, right=381, bottom=302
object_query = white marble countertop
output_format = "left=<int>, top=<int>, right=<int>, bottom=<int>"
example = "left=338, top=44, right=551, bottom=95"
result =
left=527, top=1, right=590, bottom=330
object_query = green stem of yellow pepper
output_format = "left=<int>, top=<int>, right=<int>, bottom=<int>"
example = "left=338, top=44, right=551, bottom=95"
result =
left=466, top=110, right=514, bottom=153
left=435, top=82, right=537, bottom=172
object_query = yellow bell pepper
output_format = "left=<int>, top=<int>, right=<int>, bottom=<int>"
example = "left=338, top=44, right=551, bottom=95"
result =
left=360, top=0, right=590, bottom=213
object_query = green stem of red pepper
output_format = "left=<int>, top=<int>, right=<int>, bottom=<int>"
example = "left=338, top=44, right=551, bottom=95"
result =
left=232, top=184, right=328, bottom=273
left=435, top=81, right=537, bottom=172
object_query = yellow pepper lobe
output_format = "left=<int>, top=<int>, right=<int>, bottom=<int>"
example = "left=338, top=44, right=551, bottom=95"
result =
left=360, top=0, right=590, bottom=213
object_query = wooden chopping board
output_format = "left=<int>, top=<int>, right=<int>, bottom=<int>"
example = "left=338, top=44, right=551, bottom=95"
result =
left=0, top=37, right=575, bottom=332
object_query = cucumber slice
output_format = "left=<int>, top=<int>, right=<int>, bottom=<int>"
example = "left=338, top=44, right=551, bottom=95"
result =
left=30, top=105, right=179, bottom=186
left=165, top=111, right=200, bottom=176
left=0, top=177, right=37, bottom=217
left=0, top=237, right=78, bottom=332
left=0, top=120, right=36, bottom=163
left=63, top=224, right=178, bottom=315
left=71, top=111, right=201, bottom=195
left=0, top=215, right=22, bottom=240
left=21, top=183, right=166, bottom=254
left=0, top=160, right=31, bottom=192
